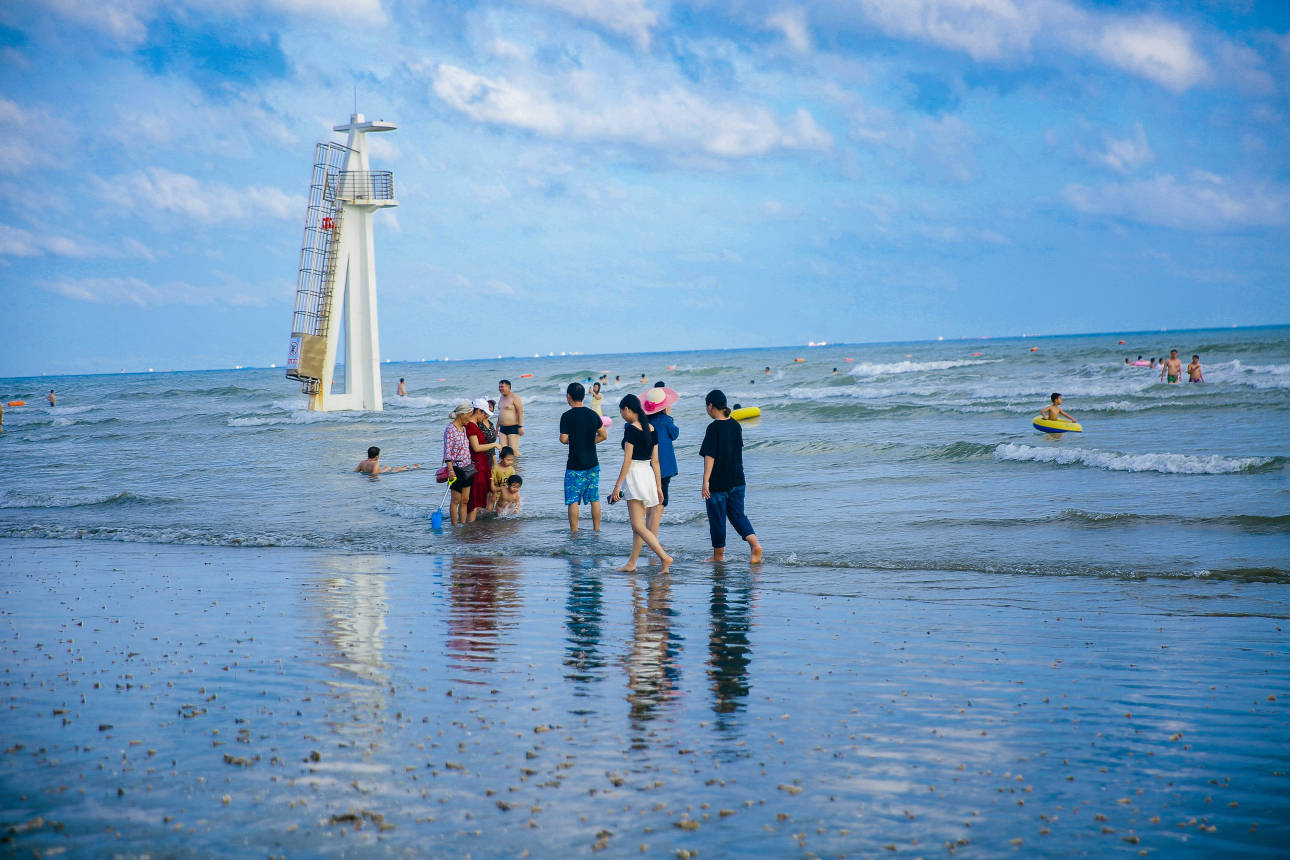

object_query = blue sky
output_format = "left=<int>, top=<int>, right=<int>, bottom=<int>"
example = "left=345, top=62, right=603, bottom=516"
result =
left=1, top=0, right=1287, bottom=376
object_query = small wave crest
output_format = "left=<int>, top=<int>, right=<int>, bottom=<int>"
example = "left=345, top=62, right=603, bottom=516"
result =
left=848, top=358, right=998, bottom=377
left=0, top=489, right=168, bottom=509
left=994, top=443, right=1279, bottom=475
left=1206, top=359, right=1290, bottom=389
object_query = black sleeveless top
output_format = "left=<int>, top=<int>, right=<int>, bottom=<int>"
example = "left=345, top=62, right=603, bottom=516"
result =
left=622, top=423, right=655, bottom=461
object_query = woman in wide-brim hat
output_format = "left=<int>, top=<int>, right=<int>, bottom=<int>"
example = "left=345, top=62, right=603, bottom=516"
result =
left=641, top=385, right=680, bottom=552
left=443, top=402, right=476, bottom=525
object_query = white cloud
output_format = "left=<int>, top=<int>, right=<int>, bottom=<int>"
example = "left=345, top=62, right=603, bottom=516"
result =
left=0, top=223, right=157, bottom=260
left=831, top=0, right=1231, bottom=92
left=520, top=0, right=658, bottom=50
left=0, top=98, right=63, bottom=173
left=1064, top=173, right=1290, bottom=231
left=39, top=0, right=150, bottom=45
left=98, top=168, right=299, bottom=223
left=37, top=275, right=267, bottom=307
left=850, top=104, right=977, bottom=183
left=766, top=7, right=813, bottom=54
left=0, top=224, right=94, bottom=258
left=31, top=0, right=387, bottom=46
left=1085, top=122, right=1154, bottom=173
left=1090, top=17, right=1209, bottom=91
left=454, top=274, right=517, bottom=296
left=430, top=64, right=832, bottom=158
left=853, top=0, right=1040, bottom=61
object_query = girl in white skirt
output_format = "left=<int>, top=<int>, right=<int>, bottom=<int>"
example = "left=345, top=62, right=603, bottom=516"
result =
left=608, top=394, right=673, bottom=571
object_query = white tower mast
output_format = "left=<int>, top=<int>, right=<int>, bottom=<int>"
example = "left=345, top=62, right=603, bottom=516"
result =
left=285, top=113, right=398, bottom=412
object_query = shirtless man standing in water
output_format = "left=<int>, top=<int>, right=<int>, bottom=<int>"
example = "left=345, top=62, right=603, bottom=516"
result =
left=1160, top=349, right=1183, bottom=384
left=497, top=379, right=524, bottom=455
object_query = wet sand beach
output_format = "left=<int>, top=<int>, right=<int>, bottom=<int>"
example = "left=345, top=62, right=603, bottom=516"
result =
left=2, top=539, right=1287, bottom=857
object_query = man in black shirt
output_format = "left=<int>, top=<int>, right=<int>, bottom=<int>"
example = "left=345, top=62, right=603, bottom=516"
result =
left=559, top=382, right=608, bottom=533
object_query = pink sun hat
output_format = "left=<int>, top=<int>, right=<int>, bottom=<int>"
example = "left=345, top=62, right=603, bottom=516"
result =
left=641, top=386, right=679, bottom=414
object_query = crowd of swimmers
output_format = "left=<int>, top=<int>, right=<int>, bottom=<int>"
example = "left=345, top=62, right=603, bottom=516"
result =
left=358, top=375, right=763, bottom=571
left=1123, top=349, right=1205, bottom=383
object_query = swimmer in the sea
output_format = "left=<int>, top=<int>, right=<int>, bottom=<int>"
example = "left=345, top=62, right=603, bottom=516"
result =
left=397, top=378, right=406, bottom=396
left=1039, top=393, right=1075, bottom=423
left=355, top=446, right=420, bottom=474
left=1187, top=354, right=1204, bottom=383
left=47, top=389, right=56, bottom=407
left=1160, top=349, right=1182, bottom=384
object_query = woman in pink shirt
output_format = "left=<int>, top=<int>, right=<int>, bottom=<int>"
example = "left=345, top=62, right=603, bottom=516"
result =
left=442, top=402, right=476, bottom=525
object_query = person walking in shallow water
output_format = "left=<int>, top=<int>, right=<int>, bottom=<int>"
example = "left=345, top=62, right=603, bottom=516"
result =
left=609, top=394, right=672, bottom=572
left=560, top=382, right=607, bottom=533
left=700, top=389, right=763, bottom=564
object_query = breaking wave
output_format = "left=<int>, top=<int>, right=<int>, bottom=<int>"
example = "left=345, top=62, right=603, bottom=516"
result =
left=994, top=443, right=1280, bottom=475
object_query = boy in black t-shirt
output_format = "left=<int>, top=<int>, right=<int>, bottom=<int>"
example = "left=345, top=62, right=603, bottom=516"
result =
left=559, top=382, right=608, bottom=533
left=700, top=389, right=763, bottom=564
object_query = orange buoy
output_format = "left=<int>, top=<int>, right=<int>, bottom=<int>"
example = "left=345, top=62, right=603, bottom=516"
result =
left=519, top=373, right=533, bottom=378
left=844, top=358, right=853, bottom=362
left=794, top=358, right=805, bottom=363
left=1117, top=340, right=1126, bottom=344
left=666, top=365, right=675, bottom=370
left=972, top=352, right=982, bottom=357
left=6, top=400, right=25, bottom=407
left=1029, top=347, right=1039, bottom=352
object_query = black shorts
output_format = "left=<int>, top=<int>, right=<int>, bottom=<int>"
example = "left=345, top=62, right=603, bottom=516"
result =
left=453, top=464, right=475, bottom=492
left=660, top=475, right=671, bottom=507
left=499, top=424, right=520, bottom=435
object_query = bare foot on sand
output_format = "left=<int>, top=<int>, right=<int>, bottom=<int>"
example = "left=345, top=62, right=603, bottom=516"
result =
left=748, top=537, right=763, bottom=564
left=705, top=549, right=725, bottom=563
left=617, top=564, right=637, bottom=572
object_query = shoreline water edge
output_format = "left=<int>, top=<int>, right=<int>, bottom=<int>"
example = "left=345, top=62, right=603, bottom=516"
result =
left=2, top=326, right=1288, bottom=854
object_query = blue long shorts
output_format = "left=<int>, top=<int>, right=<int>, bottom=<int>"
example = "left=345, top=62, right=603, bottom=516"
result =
left=704, top=484, right=755, bottom=549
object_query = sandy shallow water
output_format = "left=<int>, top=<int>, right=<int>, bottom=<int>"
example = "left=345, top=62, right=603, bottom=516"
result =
left=2, top=539, right=1288, bottom=857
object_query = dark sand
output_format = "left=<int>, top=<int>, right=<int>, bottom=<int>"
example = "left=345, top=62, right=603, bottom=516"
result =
left=2, top=540, right=1287, bottom=857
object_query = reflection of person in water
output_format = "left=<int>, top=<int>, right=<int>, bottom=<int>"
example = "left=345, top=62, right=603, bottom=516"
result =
left=709, top=570, right=753, bottom=735
left=564, top=562, right=606, bottom=697
left=446, top=557, right=519, bottom=680
left=624, top=573, right=680, bottom=747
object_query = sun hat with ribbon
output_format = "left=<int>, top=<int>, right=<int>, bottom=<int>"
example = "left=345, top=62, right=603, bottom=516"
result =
left=641, top=386, right=679, bottom=414
left=449, top=401, right=474, bottom=418
left=471, top=397, right=493, bottom=417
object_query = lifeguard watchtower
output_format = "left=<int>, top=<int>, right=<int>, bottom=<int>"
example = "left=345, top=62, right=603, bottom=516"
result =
left=285, top=114, right=398, bottom=412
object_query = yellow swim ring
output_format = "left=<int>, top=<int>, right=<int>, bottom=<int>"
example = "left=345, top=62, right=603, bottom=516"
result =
left=731, top=406, right=761, bottom=421
left=1033, top=416, right=1082, bottom=433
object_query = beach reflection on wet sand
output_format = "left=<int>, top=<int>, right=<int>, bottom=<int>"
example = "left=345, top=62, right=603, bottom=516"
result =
left=1, top=540, right=1287, bottom=857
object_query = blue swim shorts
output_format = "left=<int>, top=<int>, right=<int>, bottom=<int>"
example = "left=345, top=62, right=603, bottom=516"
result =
left=564, top=467, right=600, bottom=506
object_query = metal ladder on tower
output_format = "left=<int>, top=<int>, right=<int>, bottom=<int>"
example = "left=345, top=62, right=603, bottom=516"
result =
left=286, top=142, right=351, bottom=394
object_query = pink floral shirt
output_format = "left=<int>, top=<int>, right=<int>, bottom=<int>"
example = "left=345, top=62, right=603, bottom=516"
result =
left=442, top=422, right=471, bottom=467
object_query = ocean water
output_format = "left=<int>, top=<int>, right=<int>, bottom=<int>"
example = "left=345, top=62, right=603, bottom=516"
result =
left=1, top=326, right=1287, bottom=579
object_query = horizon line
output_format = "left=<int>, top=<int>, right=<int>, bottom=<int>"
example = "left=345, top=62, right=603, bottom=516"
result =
left=3, top=322, right=1286, bottom=381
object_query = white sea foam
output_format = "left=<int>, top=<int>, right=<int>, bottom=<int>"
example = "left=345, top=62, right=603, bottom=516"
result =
left=994, top=443, right=1274, bottom=475
left=1206, top=360, right=1290, bottom=389
left=849, top=359, right=999, bottom=377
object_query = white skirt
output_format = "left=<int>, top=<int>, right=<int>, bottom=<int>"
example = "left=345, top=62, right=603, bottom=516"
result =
left=622, top=460, right=660, bottom=508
